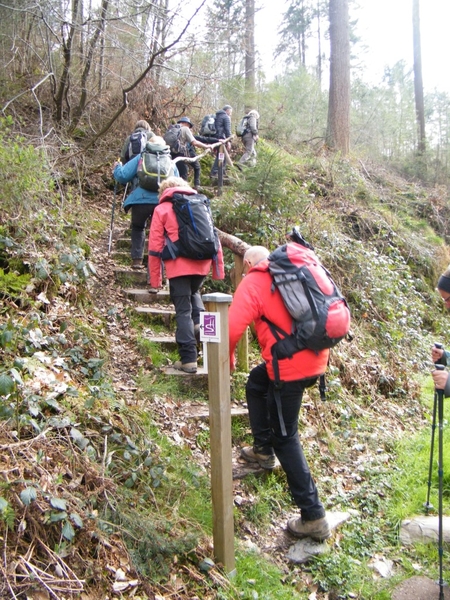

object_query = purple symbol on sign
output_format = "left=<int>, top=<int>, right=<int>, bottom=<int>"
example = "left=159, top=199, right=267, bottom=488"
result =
left=203, top=314, right=217, bottom=337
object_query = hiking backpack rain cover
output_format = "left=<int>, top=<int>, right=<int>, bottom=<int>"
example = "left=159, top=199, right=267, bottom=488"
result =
left=200, top=114, right=216, bottom=136
left=136, top=142, right=174, bottom=192
left=264, top=242, right=350, bottom=392
left=162, top=193, right=220, bottom=260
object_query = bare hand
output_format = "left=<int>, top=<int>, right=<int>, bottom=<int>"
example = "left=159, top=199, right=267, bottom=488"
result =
left=432, top=346, right=444, bottom=363
left=432, top=369, right=448, bottom=390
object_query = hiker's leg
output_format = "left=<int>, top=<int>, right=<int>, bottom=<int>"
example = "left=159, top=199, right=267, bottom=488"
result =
left=245, top=363, right=272, bottom=453
left=210, top=152, right=219, bottom=177
left=169, top=275, right=197, bottom=364
left=130, top=204, right=153, bottom=260
left=192, top=160, right=201, bottom=189
left=189, top=275, right=205, bottom=327
left=239, top=133, right=254, bottom=165
left=268, top=379, right=325, bottom=520
left=176, top=159, right=189, bottom=181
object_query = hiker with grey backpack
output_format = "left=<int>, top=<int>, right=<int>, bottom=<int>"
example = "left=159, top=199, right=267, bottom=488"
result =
left=164, top=117, right=214, bottom=186
left=113, top=136, right=179, bottom=269
left=228, top=230, right=351, bottom=541
left=236, top=109, right=259, bottom=168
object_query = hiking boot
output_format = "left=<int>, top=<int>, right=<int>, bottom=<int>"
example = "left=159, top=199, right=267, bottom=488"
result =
left=173, top=361, right=198, bottom=374
left=132, top=258, right=144, bottom=269
left=240, top=446, right=278, bottom=470
left=287, top=516, right=331, bottom=542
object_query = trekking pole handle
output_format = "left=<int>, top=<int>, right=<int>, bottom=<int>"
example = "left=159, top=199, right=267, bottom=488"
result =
left=434, top=342, right=444, bottom=349
left=435, top=364, right=446, bottom=371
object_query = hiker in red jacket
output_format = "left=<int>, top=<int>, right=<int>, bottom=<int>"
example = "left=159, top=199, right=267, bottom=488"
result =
left=148, top=177, right=224, bottom=374
left=228, top=245, right=331, bottom=541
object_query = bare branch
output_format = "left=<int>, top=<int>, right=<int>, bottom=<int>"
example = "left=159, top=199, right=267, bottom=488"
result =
left=78, top=0, right=208, bottom=156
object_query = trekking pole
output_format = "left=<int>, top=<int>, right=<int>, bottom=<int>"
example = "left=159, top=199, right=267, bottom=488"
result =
left=436, top=367, right=445, bottom=600
left=121, top=182, right=129, bottom=207
left=217, top=143, right=224, bottom=195
left=424, top=343, right=444, bottom=514
left=108, top=182, right=118, bottom=255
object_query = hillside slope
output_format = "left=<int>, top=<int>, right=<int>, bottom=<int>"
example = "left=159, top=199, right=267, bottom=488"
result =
left=0, top=129, right=450, bottom=599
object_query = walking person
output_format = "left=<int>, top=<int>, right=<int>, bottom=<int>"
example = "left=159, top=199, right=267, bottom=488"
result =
left=120, top=120, right=153, bottom=164
left=148, top=177, right=225, bottom=373
left=228, top=245, right=331, bottom=541
left=238, top=109, right=260, bottom=167
left=113, top=136, right=178, bottom=269
left=210, top=105, right=232, bottom=179
left=169, top=117, right=213, bottom=184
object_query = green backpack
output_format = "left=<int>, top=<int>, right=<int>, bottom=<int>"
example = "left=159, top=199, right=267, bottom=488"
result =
left=137, top=142, right=174, bottom=191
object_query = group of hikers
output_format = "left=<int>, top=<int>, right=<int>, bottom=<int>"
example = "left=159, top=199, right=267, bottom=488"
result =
left=114, top=106, right=259, bottom=270
left=112, top=106, right=450, bottom=546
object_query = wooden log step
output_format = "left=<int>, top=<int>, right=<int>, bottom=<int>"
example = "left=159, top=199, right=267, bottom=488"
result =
left=135, top=305, right=175, bottom=326
left=185, top=405, right=248, bottom=419
left=123, top=288, right=171, bottom=304
left=143, top=335, right=176, bottom=344
left=162, top=366, right=208, bottom=376
left=115, top=238, right=132, bottom=249
left=115, top=269, right=148, bottom=285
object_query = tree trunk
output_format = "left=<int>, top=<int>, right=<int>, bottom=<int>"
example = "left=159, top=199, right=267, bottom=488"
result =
left=326, top=0, right=350, bottom=154
left=413, top=0, right=426, bottom=155
left=244, top=0, right=256, bottom=111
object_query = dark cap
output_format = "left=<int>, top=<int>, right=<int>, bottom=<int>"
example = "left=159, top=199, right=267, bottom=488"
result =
left=223, top=105, right=232, bottom=111
left=177, top=116, right=193, bottom=127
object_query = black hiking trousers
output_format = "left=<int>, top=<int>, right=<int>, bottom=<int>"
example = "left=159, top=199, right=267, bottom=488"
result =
left=246, top=362, right=326, bottom=522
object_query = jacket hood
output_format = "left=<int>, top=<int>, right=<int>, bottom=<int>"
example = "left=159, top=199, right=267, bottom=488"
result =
left=248, top=258, right=269, bottom=274
left=159, top=186, right=197, bottom=204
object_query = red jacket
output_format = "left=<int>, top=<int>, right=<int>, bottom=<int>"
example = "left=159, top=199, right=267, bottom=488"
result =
left=148, top=187, right=225, bottom=288
left=229, top=259, right=329, bottom=381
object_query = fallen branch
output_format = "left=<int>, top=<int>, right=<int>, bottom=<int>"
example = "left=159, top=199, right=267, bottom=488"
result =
left=172, top=136, right=234, bottom=165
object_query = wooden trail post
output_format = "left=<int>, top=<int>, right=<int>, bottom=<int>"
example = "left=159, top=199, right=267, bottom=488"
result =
left=201, top=292, right=235, bottom=575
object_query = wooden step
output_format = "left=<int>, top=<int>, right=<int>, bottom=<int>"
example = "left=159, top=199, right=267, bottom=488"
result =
left=162, top=366, right=208, bottom=376
left=115, top=268, right=147, bottom=286
left=185, top=405, right=248, bottom=419
left=115, top=238, right=132, bottom=249
left=147, top=335, right=176, bottom=343
left=135, top=305, right=175, bottom=326
left=123, top=288, right=171, bottom=304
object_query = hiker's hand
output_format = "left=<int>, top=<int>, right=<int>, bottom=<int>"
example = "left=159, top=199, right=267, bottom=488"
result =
left=254, top=134, right=259, bottom=141
left=113, top=160, right=121, bottom=173
left=432, top=345, right=445, bottom=364
left=432, top=368, right=448, bottom=390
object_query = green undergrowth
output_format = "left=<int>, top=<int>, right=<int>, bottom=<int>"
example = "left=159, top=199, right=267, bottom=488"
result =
left=2, top=122, right=450, bottom=597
